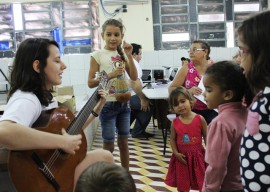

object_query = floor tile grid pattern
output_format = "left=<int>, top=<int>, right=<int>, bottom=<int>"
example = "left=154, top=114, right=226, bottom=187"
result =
left=91, top=120, right=198, bottom=192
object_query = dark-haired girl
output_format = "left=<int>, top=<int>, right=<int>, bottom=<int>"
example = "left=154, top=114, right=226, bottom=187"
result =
left=0, top=38, right=114, bottom=190
left=237, top=10, right=270, bottom=192
left=88, top=19, right=137, bottom=170
left=202, top=61, right=247, bottom=192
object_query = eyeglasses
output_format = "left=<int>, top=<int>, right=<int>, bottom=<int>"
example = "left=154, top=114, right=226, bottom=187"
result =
left=239, top=47, right=249, bottom=56
left=188, top=48, right=205, bottom=53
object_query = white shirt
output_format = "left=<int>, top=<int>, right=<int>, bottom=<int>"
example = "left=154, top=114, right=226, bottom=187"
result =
left=0, top=90, right=58, bottom=127
left=91, top=49, right=130, bottom=102
left=134, top=58, right=143, bottom=85
left=128, top=58, right=143, bottom=96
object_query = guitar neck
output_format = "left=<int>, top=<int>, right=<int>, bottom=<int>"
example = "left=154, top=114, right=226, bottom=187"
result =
left=66, top=85, right=101, bottom=135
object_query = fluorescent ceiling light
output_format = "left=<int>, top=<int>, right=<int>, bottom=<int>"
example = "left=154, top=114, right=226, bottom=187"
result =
left=226, top=22, right=234, bottom=47
left=198, top=14, right=225, bottom=22
left=162, top=33, right=189, bottom=42
left=13, top=4, right=23, bottom=31
left=234, top=4, right=260, bottom=12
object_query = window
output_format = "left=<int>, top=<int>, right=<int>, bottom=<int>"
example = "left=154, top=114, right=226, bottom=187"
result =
left=152, top=0, right=267, bottom=50
left=0, top=0, right=99, bottom=57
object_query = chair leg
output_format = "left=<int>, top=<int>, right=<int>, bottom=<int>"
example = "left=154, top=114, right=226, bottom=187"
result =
left=152, top=116, right=157, bottom=127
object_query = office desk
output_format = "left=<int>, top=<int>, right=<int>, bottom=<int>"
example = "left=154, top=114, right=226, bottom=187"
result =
left=142, top=84, right=171, bottom=156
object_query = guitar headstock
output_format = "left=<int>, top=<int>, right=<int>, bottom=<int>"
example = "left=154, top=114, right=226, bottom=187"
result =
left=95, top=70, right=110, bottom=90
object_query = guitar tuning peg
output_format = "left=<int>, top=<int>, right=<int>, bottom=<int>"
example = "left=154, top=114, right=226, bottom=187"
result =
left=95, top=72, right=101, bottom=80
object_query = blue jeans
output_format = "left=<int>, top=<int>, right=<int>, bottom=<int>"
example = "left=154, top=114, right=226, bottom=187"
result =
left=130, top=95, right=152, bottom=136
left=99, top=102, right=131, bottom=143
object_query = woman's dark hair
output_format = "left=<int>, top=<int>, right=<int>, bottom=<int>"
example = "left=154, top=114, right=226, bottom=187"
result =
left=9, top=38, right=59, bottom=106
left=204, top=61, right=247, bottom=103
left=169, top=86, right=195, bottom=110
left=75, top=162, right=136, bottom=192
left=237, top=10, right=270, bottom=93
left=102, top=19, right=126, bottom=62
left=193, top=40, right=211, bottom=60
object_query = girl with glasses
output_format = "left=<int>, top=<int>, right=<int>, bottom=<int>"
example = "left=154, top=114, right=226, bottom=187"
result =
left=237, top=10, right=270, bottom=192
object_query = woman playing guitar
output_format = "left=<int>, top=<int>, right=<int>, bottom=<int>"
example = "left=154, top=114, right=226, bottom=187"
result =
left=0, top=38, right=114, bottom=192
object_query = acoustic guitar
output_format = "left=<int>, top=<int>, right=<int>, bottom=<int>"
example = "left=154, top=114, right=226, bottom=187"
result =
left=0, top=71, right=108, bottom=192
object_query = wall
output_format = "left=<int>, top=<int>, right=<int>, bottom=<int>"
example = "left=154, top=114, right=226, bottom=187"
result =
left=0, top=54, right=94, bottom=107
left=98, top=1, right=154, bottom=51
left=0, top=47, right=239, bottom=102
left=140, top=47, right=239, bottom=73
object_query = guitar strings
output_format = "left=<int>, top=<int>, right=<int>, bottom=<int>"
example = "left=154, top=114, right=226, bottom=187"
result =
left=45, top=89, right=100, bottom=173
left=45, top=72, right=108, bottom=173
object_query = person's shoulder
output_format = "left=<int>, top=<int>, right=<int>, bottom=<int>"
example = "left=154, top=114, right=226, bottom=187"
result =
left=133, top=59, right=140, bottom=68
left=262, top=86, right=270, bottom=97
left=93, top=49, right=118, bottom=57
left=12, top=90, right=37, bottom=100
left=177, top=63, right=189, bottom=74
left=9, top=90, right=40, bottom=106
left=173, top=116, right=180, bottom=123
left=254, top=87, right=270, bottom=112
left=91, top=50, right=102, bottom=57
left=196, top=114, right=205, bottom=121
left=192, top=113, right=203, bottom=123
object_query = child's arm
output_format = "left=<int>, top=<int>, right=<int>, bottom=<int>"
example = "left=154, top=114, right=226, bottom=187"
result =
left=0, top=122, right=81, bottom=154
left=81, top=89, right=108, bottom=130
left=170, top=124, right=178, bottom=154
left=203, top=121, right=231, bottom=192
left=170, top=124, right=187, bottom=165
left=168, top=64, right=188, bottom=94
left=88, top=57, right=100, bottom=88
left=200, top=115, right=208, bottom=146
left=122, top=41, right=137, bottom=81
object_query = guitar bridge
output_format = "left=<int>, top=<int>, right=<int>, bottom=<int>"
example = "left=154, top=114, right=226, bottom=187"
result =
left=31, top=152, right=60, bottom=191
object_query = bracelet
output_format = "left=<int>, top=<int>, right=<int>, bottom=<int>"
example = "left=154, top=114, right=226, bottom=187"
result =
left=91, top=110, right=98, bottom=117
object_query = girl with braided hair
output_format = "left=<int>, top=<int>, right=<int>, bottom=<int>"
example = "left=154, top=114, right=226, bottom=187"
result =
left=88, top=19, right=137, bottom=170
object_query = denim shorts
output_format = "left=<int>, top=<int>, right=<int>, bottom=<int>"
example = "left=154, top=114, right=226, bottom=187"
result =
left=99, top=101, right=131, bottom=143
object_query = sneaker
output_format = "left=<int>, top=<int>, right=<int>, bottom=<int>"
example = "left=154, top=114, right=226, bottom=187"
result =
left=132, top=133, right=149, bottom=139
left=145, top=132, right=154, bottom=137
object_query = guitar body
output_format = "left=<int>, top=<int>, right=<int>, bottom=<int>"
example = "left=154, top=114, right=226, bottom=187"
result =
left=8, top=107, right=87, bottom=192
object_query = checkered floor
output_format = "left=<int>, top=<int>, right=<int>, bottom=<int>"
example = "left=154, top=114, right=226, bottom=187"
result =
left=91, top=121, right=198, bottom=192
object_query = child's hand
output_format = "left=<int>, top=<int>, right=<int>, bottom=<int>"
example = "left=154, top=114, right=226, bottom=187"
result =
left=190, top=86, right=202, bottom=96
left=109, top=68, right=124, bottom=79
left=175, top=152, right=187, bottom=165
left=61, top=128, right=82, bottom=154
left=122, top=41, right=133, bottom=56
left=98, top=89, right=108, bottom=104
left=140, top=98, right=151, bottom=112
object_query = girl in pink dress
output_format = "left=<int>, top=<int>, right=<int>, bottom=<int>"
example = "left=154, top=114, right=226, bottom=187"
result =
left=165, top=86, right=207, bottom=192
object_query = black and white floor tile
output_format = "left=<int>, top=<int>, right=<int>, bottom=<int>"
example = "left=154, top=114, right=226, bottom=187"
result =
left=91, top=121, right=198, bottom=192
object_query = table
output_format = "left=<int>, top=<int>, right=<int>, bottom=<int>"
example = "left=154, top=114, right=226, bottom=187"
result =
left=142, top=83, right=171, bottom=156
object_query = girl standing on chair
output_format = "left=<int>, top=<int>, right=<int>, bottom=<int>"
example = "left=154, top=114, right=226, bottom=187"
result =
left=165, top=86, right=207, bottom=192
